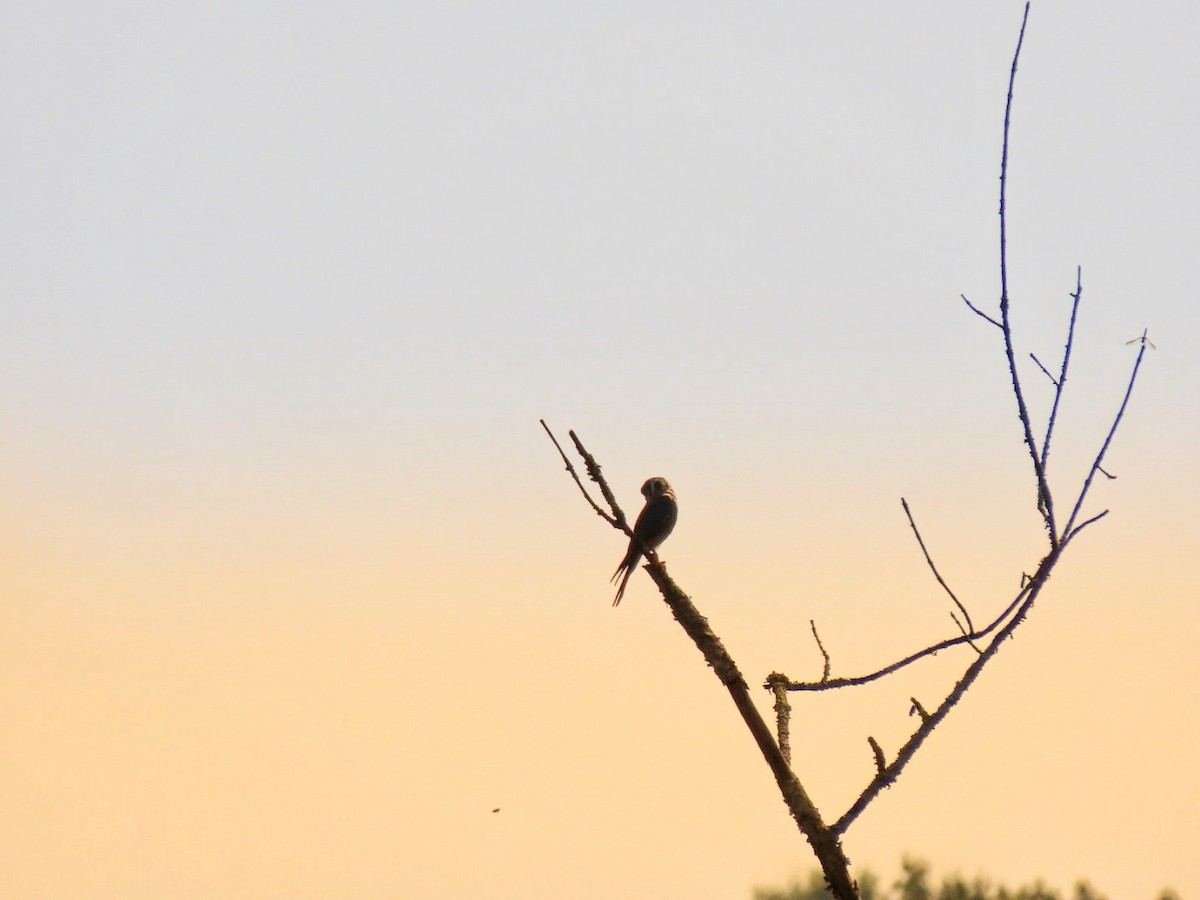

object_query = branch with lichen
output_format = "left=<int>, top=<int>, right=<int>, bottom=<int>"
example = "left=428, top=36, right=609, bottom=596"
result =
left=541, top=423, right=857, bottom=899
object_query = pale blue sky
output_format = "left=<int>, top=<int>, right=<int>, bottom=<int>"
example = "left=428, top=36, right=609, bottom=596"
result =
left=5, top=4, right=1196, bottom=472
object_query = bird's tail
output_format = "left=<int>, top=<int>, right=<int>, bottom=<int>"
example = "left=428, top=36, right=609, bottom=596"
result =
left=612, top=566, right=633, bottom=606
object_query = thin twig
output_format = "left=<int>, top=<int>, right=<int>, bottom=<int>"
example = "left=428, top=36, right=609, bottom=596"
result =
left=540, top=419, right=620, bottom=527
left=949, top=612, right=983, bottom=655
left=810, top=620, right=832, bottom=682
left=1029, top=353, right=1058, bottom=386
left=1062, top=332, right=1149, bottom=538
left=996, top=4, right=1055, bottom=544
left=1064, top=509, right=1108, bottom=540
left=901, top=498, right=974, bottom=633
left=1040, top=269, right=1083, bottom=478
left=962, top=294, right=1002, bottom=329
left=867, top=737, right=886, bottom=774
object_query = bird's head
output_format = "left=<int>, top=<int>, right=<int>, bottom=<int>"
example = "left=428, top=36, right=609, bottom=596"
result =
left=641, top=476, right=673, bottom=500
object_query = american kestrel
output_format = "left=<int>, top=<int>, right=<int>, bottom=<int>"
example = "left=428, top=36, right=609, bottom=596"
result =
left=611, top=476, right=678, bottom=607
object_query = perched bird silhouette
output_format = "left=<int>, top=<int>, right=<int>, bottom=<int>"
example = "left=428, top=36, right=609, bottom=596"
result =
left=611, top=476, right=678, bottom=607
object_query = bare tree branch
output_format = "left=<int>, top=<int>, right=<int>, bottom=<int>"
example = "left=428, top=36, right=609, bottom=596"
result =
left=569, top=429, right=627, bottom=528
left=546, top=5, right=1148, bottom=896
left=545, top=425, right=857, bottom=898
left=643, top=561, right=856, bottom=897
left=833, top=545, right=1057, bottom=835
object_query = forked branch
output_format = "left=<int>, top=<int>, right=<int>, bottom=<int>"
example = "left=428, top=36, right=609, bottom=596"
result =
left=545, top=4, right=1147, bottom=897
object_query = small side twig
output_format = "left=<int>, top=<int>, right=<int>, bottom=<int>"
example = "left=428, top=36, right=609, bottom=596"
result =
left=867, top=737, right=886, bottom=774
left=1039, top=269, right=1083, bottom=477
left=1062, top=332, right=1150, bottom=539
left=901, top=498, right=974, bottom=633
left=810, top=620, right=832, bottom=682
left=949, top=612, right=983, bottom=654
left=783, top=579, right=1030, bottom=691
left=540, top=419, right=620, bottom=528
left=962, top=294, right=1002, bottom=329
left=1063, top=510, right=1108, bottom=543
left=1029, top=353, right=1058, bottom=386
left=909, top=698, right=930, bottom=722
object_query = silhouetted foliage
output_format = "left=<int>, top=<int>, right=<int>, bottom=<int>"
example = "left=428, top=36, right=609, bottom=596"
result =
left=752, top=857, right=1180, bottom=900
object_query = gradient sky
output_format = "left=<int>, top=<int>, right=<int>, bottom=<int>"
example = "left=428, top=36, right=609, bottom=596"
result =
left=3, top=3, right=1198, bottom=898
